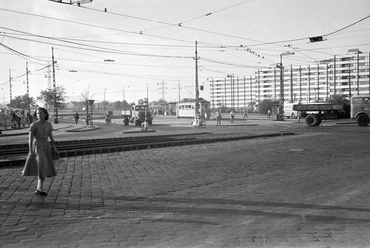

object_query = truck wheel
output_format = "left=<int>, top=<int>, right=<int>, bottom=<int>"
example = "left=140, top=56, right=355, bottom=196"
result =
left=356, top=114, right=370, bottom=126
left=305, top=114, right=321, bottom=127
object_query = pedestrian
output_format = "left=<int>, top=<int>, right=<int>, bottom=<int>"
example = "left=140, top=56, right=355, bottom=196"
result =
left=16, top=110, right=22, bottom=128
left=27, top=112, right=33, bottom=127
left=267, top=109, right=271, bottom=118
left=216, top=109, right=222, bottom=126
left=243, top=109, right=248, bottom=119
left=230, top=110, right=234, bottom=123
left=10, top=110, right=19, bottom=129
left=74, top=112, right=79, bottom=124
left=22, top=107, right=58, bottom=197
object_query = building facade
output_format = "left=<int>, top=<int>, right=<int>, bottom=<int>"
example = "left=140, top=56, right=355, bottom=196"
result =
left=209, top=51, right=370, bottom=110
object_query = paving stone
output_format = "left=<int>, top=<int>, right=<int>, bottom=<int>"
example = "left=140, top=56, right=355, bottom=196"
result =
left=1, top=125, right=370, bottom=247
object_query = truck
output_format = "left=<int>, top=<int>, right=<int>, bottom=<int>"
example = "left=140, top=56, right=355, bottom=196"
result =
left=293, top=95, right=370, bottom=127
left=121, top=104, right=153, bottom=126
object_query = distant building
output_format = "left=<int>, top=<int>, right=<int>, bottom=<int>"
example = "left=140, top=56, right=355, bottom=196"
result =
left=209, top=50, right=370, bottom=109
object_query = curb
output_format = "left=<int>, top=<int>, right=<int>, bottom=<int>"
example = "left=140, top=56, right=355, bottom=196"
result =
left=0, top=132, right=294, bottom=167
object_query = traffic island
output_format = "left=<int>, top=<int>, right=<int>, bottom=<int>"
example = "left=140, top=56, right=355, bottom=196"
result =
left=122, top=128, right=156, bottom=134
left=65, top=125, right=100, bottom=132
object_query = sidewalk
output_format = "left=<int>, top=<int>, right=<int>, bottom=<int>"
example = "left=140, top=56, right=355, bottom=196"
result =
left=1, top=126, right=370, bottom=247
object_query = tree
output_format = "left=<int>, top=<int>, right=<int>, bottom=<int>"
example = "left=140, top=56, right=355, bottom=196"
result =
left=80, top=86, right=95, bottom=119
left=113, top=101, right=122, bottom=110
left=8, top=93, right=35, bottom=111
left=157, top=98, right=167, bottom=104
left=258, top=99, right=278, bottom=114
left=122, top=100, right=130, bottom=109
left=100, top=101, right=109, bottom=110
left=80, top=85, right=95, bottom=104
left=328, top=94, right=350, bottom=105
left=37, top=86, right=66, bottom=107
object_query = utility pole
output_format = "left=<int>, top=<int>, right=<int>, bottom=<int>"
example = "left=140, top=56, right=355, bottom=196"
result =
left=178, top=80, right=181, bottom=102
left=278, top=52, right=294, bottom=120
left=52, top=47, right=58, bottom=124
left=104, top=88, right=106, bottom=111
left=26, top=62, right=29, bottom=96
left=195, top=41, right=199, bottom=120
left=9, top=69, right=12, bottom=107
left=158, top=80, right=167, bottom=100
left=122, top=86, right=125, bottom=102
left=26, top=62, right=30, bottom=112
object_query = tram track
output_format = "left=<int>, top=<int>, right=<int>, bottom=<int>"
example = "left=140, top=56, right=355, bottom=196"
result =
left=0, top=132, right=295, bottom=167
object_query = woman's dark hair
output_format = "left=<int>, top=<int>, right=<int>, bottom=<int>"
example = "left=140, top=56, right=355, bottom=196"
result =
left=34, top=107, right=49, bottom=121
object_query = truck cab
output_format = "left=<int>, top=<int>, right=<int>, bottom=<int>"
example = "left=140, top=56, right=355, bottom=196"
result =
left=351, top=95, right=370, bottom=126
left=122, top=104, right=153, bottom=126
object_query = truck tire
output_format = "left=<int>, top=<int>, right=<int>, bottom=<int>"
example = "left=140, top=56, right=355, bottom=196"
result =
left=356, top=114, right=370, bottom=126
left=305, top=114, right=321, bottom=127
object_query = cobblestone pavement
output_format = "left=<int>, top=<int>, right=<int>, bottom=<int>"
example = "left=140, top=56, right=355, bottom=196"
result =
left=1, top=124, right=370, bottom=248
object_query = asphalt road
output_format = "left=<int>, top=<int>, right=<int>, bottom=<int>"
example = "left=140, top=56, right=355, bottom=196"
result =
left=1, top=116, right=370, bottom=247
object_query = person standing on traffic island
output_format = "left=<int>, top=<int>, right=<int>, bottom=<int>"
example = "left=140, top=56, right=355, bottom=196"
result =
left=230, top=110, right=234, bottom=123
left=74, top=111, right=79, bottom=124
left=216, top=109, right=222, bottom=126
left=22, top=107, right=58, bottom=197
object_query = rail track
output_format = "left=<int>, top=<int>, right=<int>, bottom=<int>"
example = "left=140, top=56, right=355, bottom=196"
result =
left=0, top=132, right=295, bottom=167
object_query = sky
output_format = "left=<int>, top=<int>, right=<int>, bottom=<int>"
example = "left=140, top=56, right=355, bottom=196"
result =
left=1, top=0, right=370, bottom=105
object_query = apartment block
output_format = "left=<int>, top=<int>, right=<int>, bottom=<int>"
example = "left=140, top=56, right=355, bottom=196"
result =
left=209, top=50, right=370, bottom=110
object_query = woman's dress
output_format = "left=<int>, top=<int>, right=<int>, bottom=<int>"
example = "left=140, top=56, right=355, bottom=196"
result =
left=22, top=121, right=57, bottom=178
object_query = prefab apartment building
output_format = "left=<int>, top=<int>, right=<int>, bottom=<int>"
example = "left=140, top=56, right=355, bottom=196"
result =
left=209, top=50, right=370, bottom=110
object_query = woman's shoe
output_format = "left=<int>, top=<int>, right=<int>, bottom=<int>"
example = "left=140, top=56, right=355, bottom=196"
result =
left=35, top=190, right=48, bottom=197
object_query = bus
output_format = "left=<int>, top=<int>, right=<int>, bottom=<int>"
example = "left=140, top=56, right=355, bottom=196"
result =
left=176, top=100, right=211, bottom=119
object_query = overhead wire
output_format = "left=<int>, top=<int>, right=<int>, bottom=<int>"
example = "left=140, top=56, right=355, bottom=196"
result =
left=0, top=8, right=194, bottom=45
left=0, top=27, right=193, bottom=59
left=81, top=3, right=286, bottom=46
left=326, top=14, right=370, bottom=36
left=1, top=5, right=369, bottom=88
left=179, top=0, right=253, bottom=25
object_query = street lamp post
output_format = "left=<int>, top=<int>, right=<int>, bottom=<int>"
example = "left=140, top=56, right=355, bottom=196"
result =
left=88, top=99, right=95, bottom=126
left=103, top=88, right=107, bottom=111
left=278, top=52, right=295, bottom=120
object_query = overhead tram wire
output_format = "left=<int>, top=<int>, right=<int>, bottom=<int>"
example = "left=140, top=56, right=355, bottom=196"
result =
left=200, top=57, right=266, bottom=69
left=81, top=4, right=287, bottom=47
left=178, top=0, right=253, bottom=25
left=0, top=7, right=319, bottom=54
left=0, top=43, right=49, bottom=64
left=0, top=43, right=193, bottom=84
left=0, top=8, right=194, bottom=46
left=326, top=14, right=370, bottom=37
left=1, top=38, right=196, bottom=83
left=51, top=50, right=195, bottom=69
left=0, top=28, right=193, bottom=59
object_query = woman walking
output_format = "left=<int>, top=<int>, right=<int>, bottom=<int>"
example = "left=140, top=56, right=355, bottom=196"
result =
left=22, top=107, right=58, bottom=197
